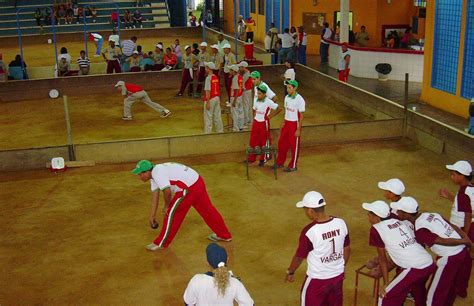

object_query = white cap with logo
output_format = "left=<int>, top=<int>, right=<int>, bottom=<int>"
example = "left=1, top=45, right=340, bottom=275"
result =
left=390, top=196, right=419, bottom=214
left=211, top=44, right=219, bottom=49
left=446, top=160, right=472, bottom=176
left=378, top=178, right=405, bottom=196
left=223, top=43, right=231, bottom=49
left=296, top=191, right=326, bottom=208
left=230, top=65, right=239, bottom=72
left=204, top=62, right=216, bottom=70
left=362, top=200, right=390, bottom=218
left=200, top=42, right=208, bottom=47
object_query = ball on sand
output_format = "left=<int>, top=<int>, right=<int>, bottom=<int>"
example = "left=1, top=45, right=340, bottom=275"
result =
left=47, top=39, right=52, bottom=44
left=151, top=221, right=159, bottom=229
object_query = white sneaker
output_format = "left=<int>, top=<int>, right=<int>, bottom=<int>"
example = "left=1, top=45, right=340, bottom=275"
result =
left=146, top=243, right=163, bottom=251
left=207, top=233, right=232, bottom=242
left=122, top=116, right=133, bottom=121
left=225, top=101, right=231, bottom=107
left=160, top=110, right=171, bottom=118
left=93, top=54, right=100, bottom=57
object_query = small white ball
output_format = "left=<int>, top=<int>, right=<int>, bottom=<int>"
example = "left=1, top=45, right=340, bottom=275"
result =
left=47, top=39, right=52, bottom=44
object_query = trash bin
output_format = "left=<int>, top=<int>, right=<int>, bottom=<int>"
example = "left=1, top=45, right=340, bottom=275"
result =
left=244, top=42, right=254, bottom=60
left=375, top=63, right=392, bottom=81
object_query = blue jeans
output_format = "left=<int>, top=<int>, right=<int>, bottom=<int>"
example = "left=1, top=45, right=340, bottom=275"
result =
left=298, top=45, right=307, bottom=65
left=96, top=38, right=103, bottom=55
left=279, top=47, right=291, bottom=64
left=320, top=42, right=329, bottom=63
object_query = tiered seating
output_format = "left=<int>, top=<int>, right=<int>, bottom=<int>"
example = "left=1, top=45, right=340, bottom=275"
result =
left=0, top=0, right=170, bottom=37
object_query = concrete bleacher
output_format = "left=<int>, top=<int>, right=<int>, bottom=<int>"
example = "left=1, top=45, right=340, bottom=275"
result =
left=0, top=0, right=170, bottom=37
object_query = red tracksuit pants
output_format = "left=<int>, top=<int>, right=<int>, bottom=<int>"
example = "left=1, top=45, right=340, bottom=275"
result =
left=380, top=263, right=436, bottom=306
left=153, top=176, right=231, bottom=248
left=338, top=68, right=350, bottom=82
left=427, top=249, right=470, bottom=306
left=248, top=119, right=272, bottom=163
left=277, top=120, right=301, bottom=169
left=179, top=69, right=194, bottom=95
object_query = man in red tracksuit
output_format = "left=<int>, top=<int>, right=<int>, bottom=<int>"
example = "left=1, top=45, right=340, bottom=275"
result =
left=247, top=84, right=281, bottom=166
left=276, top=80, right=305, bottom=172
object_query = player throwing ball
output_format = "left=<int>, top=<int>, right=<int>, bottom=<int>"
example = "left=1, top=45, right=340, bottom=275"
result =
left=286, top=191, right=350, bottom=306
left=132, top=160, right=232, bottom=251
left=115, top=81, right=171, bottom=120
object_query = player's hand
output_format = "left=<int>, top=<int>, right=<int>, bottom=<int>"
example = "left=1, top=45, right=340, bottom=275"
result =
left=285, top=273, right=295, bottom=283
left=149, top=216, right=157, bottom=228
left=438, top=188, right=452, bottom=200
left=205, top=101, right=211, bottom=110
left=379, top=284, right=387, bottom=298
left=295, top=129, right=301, bottom=137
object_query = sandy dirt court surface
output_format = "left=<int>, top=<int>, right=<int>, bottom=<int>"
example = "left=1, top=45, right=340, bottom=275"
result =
left=0, top=83, right=368, bottom=150
left=0, top=140, right=472, bottom=305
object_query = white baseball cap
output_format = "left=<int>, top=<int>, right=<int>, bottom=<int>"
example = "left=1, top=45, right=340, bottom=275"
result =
left=204, top=62, right=216, bottom=70
left=223, top=43, right=231, bottom=49
left=296, top=191, right=326, bottom=208
left=114, top=81, right=125, bottom=88
left=184, top=45, right=191, bottom=50
left=390, top=196, right=419, bottom=214
left=378, top=178, right=405, bottom=195
left=362, top=200, right=390, bottom=218
left=230, top=65, right=239, bottom=72
left=211, top=44, right=219, bottom=49
left=200, top=42, right=208, bottom=47
left=133, top=50, right=139, bottom=54
left=446, top=160, right=472, bottom=176
left=155, top=43, right=163, bottom=49
left=238, top=61, right=248, bottom=67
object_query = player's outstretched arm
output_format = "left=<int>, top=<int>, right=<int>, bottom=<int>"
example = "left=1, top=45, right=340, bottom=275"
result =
left=376, top=247, right=389, bottom=297
left=149, top=190, right=160, bottom=226
left=343, top=246, right=350, bottom=264
left=285, top=255, right=304, bottom=282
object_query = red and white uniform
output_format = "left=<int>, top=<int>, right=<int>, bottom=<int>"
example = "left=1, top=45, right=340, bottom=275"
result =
left=414, top=212, right=470, bottom=306
left=295, top=217, right=350, bottom=306
left=369, top=219, right=435, bottom=306
left=276, top=93, right=305, bottom=169
left=151, top=163, right=231, bottom=248
left=449, top=185, right=474, bottom=298
left=247, top=97, right=278, bottom=163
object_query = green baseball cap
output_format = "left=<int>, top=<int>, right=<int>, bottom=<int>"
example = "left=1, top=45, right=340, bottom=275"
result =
left=250, top=71, right=261, bottom=79
left=256, top=84, right=267, bottom=93
left=285, top=79, right=299, bottom=88
left=131, top=160, right=154, bottom=174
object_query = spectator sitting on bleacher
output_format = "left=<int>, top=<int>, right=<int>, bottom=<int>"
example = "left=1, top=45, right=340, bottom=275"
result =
left=172, top=39, right=183, bottom=68
left=129, top=51, right=141, bottom=72
left=124, top=10, right=133, bottom=29
left=57, top=4, right=66, bottom=25
left=153, top=44, right=165, bottom=71
left=133, top=10, right=143, bottom=28
left=164, top=47, right=178, bottom=70
left=65, top=4, right=74, bottom=24
left=58, top=56, right=70, bottom=77
left=8, top=54, right=28, bottom=80
left=136, top=45, right=144, bottom=58
left=140, top=52, right=155, bottom=71
left=88, top=7, right=97, bottom=23
left=77, top=50, right=90, bottom=75
left=122, top=36, right=137, bottom=58
left=58, top=47, right=72, bottom=65
left=34, top=8, right=43, bottom=26
left=110, top=11, right=119, bottom=30
left=75, top=6, right=83, bottom=24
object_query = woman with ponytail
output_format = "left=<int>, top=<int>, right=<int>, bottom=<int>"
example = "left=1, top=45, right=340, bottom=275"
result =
left=183, top=243, right=254, bottom=305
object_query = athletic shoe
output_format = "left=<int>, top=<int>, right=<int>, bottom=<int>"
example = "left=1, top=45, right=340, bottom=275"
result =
left=145, top=242, right=163, bottom=251
left=161, top=110, right=171, bottom=118
left=274, top=164, right=284, bottom=169
left=258, top=160, right=265, bottom=167
left=207, top=233, right=232, bottom=242
left=283, top=167, right=297, bottom=172
left=94, top=54, right=100, bottom=57
left=122, top=116, right=133, bottom=121
left=176, top=92, right=183, bottom=97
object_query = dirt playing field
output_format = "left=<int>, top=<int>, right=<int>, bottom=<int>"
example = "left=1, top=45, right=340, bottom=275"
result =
left=0, top=140, right=472, bottom=305
left=0, top=82, right=368, bottom=150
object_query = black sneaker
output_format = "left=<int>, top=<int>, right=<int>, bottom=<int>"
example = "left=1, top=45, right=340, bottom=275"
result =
left=283, top=167, right=297, bottom=172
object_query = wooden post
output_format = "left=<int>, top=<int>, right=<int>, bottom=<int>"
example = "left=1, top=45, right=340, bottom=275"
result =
left=63, top=95, right=76, bottom=161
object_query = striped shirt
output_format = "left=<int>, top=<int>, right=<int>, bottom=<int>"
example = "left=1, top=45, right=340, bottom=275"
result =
left=122, top=39, right=136, bottom=57
left=76, top=56, right=90, bottom=68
